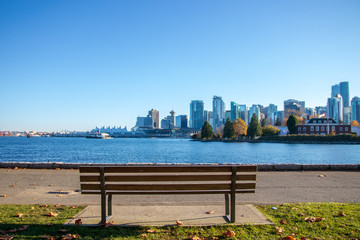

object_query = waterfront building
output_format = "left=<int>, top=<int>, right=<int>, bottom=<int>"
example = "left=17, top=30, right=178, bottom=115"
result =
left=225, top=110, right=231, bottom=121
left=284, top=99, right=305, bottom=114
left=92, top=126, right=128, bottom=134
left=212, top=96, right=225, bottom=130
left=267, top=104, right=278, bottom=124
left=203, top=110, right=210, bottom=122
left=274, top=111, right=284, bottom=125
left=315, top=106, right=327, bottom=116
left=175, top=115, right=188, bottom=129
left=136, top=115, right=154, bottom=128
left=148, top=109, right=159, bottom=128
left=297, top=118, right=351, bottom=135
left=230, top=101, right=239, bottom=121
left=161, top=119, right=171, bottom=129
left=249, top=104, right=260, bottom=123
left=169, top=110, right=176, bottom=129
left=239, top=104, right=247, bottom=112
left=343, top=106, right=352, bottom=124
left=239, top=110, right=249, bottom=125
left=327, top=94, right=343, bottom=123
left=190, top=100, right=204, bottom=130
left=352, top=97, right=360, bottom=122
left=332, top=82, right=350, bottom=108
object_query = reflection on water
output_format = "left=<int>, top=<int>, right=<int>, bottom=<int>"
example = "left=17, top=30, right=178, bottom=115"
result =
left=0, top=137, right=359, bottom=164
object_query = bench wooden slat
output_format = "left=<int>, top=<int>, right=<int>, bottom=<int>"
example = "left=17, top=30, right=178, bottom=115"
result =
left=80, top=174, right=256, bottom=182
left=81, top=183, right=255, bottom=191
left=81, top=189, right=255, bottom=195
left=79, top=165, right=257, bottom=173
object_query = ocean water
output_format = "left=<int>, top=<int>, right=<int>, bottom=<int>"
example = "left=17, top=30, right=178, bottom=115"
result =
left=0, top=137, right=359, bottom=164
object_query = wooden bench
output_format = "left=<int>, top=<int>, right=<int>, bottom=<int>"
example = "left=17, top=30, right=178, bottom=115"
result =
left=79, top=165, right=257, bottom=224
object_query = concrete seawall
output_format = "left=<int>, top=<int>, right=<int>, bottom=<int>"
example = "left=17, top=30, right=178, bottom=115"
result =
left=0, top=162, right=359, bottom=171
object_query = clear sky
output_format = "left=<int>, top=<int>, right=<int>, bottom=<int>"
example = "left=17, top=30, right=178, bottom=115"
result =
left=1, top=0, right=359, bottom=131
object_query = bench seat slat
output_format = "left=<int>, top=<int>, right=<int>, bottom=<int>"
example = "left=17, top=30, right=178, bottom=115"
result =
left=80, top=174, right=257, bottom=182
left=81, top=189, right=255, bottom=195
left=81, top=183, right=255, bottom=191
left=79, top=165, right=257, bottom=173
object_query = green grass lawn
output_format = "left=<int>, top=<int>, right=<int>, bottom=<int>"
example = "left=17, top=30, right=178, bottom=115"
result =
left=0, top=203, right=359, bottom=239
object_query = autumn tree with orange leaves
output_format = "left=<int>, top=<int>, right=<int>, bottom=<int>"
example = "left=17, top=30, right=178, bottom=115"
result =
left=350, top=120, right=360, bottom=126
left=233, top=118, right=247, bottom=137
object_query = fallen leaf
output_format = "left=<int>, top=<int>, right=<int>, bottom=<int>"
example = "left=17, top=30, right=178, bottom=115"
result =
left=48, top=184, right=53, bottom=186
left=16, top=213, right=23, bottom=218
left=189, top=236, right=202, bottom=240
left=0, top=234, right=14, bottom=240
left=71, top=206, right=78, bottom=209
left=141, top=233, right=147, bottom=237
left=300, top=238, right=311, bottom=240
left=176, top=220, right=183, bottom=226
left=55, top=168, right=60, bottom=170
left=223, top=230, right=235, bottom=238
left=103, top=221, right=113, bottom=228
left=75, top=219, right=82, bottom=225
left=30, top=207, right=35, bottom=210
left=280, top=219, right=287, bottom=224
left=0, top=195, right=8, bottom=197
left=46, top=212, right=58, bottom=217
left=9, top=185, right=15, bottom=187
left=61, top=234, right=79, bottom=239
left=339, top=211, right=346, bottom=217
left=209, top=237, right=219, bottom=240
left=55, top=204, right=61, bottom=208
left=57, top=194, right=64, bottom=197
left=146, top=229, right=156, bottom=233
left=318, top=174, right=327, bottom=177
left=14, top=167, right=18, bottom=170
left=282, top=237, right=295, bottom=240
left=207, top=210, right=215, bottom=214
left=42, top=205, right=48, bottom=208
left=276, top=226, right=284, bottom=234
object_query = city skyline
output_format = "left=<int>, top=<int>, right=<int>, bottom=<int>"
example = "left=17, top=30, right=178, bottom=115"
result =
left=1, top=1, right=359, bottom=131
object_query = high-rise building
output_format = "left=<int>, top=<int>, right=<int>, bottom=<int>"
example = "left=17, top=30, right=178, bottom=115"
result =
left=148, top=109, right=159, bottom=128
left=161, top=119, right=171, bottom=129
left=327, top=94, right=343, bottom=123
left=351, top=97, right=360, bottom=122
left=136, top=115, right=154, bottom=128
left=225, top=110, right=231, bottom=121
left=267, top=104, right=278, bottom=124
left=249, top=104, right=260, bottom=123
left=230, top=101, right=239, bottom=121
left=175, top=115, right=188, bottom=129
left=212, top=96, right=225, bottom=130
left=331, top=81, right=350, bottom=109
left=190, top=100, right=204, bottom=130
left=284, top=99, right=305, bottom=114
left=343, top=106, right=352, bottom=124
left=169, top=110, right=175, bottom=129
left=315, top=106, right=327, bottom=116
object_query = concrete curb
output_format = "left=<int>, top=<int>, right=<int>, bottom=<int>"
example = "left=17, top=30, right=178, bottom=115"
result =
left=0, top=162, right=359, bottom=171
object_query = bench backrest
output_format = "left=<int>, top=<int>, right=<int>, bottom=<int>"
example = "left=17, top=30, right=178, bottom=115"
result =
left=79, top=165, right=257, bottom=195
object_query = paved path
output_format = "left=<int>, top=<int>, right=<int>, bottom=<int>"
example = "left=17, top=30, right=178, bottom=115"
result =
left=1, top=168, right=359, bottom=205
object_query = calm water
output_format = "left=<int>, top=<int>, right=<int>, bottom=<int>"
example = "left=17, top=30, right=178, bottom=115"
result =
left=0, top=137, right=359, bottom=164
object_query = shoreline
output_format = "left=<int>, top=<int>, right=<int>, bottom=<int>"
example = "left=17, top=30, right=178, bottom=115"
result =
left=0, top=162, right=359, bottom=171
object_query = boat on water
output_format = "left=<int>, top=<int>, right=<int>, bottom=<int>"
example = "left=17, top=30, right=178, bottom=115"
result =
left=86, top=132, right=113, bottom=139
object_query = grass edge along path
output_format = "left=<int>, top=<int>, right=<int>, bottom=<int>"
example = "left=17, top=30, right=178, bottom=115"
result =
left=0, top=203, right=359, bottom=239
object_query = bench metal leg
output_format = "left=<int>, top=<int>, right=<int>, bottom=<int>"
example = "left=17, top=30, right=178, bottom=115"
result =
left=230, top=193, right=236, bottom=223
left=108, top=194, right=112, bottom=216
left=101, top=193, right=106, bottom=224
left=225, top=194, right=229, bottom=215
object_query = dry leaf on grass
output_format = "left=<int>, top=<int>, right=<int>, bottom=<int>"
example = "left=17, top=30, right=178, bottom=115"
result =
left=280, top=219, right=287, bottom=224
left=0, top=234, right=14, bottom=240
left=146, top=229, right=156, bottom=233
left=339, top=211, right=346, bottom=217
left=223, top=230, right=235, bottom=238
left=61, top=234, right=79, bottom=240
left=300, top=237, right=311, bottom=240
left=16, top=213, right=23, bottom=218
left=141, top=233, right=147, bottom=237
left=75, top=219, right=82, bottom=225
left=275, top=226, right=284, bottom=235
left=103, top=221, right=113, bottom=228
left=46, top=212, right=58, bottom=217
left=176, top=220, right=183, bottom=226
left=189, top=236, right=202, bottom=240
left=282, top=236, right=295, bottom=240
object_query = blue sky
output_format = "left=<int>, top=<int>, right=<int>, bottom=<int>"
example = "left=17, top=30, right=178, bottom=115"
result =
left=1, top=0, right=359, bottom=131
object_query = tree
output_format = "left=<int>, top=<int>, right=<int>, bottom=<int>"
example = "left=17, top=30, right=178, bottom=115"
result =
left=275, top=118, right=282, bottom=126
left=247, top=114, right=262, bottom=139
left=223, top=118, right=234, bottom=139
left=262, top=125, right=280, bottom=136
left=260, top=118, right=266, bottom=127
left=287, top=114, right=298, bottom=134
left=233, top=118, right=247, bottom=137
left=201, top=121, right=213, bottom=139
left=350, top=120, right=360, bottom=127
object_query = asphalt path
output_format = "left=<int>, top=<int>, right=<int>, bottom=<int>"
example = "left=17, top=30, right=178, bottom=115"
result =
left=0, top=169, right=359, bottom=206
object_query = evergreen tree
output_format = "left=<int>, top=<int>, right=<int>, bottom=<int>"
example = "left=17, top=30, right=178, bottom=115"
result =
left=201, top=121, right=213, bottom=139
left=261, top=118, right=267, bottom=127
left=275, top=117, right=282, bottom=126
left=223, top=118, right=234, bottom=139
left=286, top=114, right=298, bottom=134
left=247, top=114, right=262, bottom=139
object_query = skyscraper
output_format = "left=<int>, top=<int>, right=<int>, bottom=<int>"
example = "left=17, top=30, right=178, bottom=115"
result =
left=212, top=96, right=225, bottom=130
left=327, top=94, right=343, bottom=123
left=351, top=97, right=360, bottom=122
left=230, top=101, right=239, bottom=121
left=331, top=81, right=350, bottom=109
left=284, top=99, right=305, bottom=114
left=190, top=100, right=204, bottom=130
left=249, top=104, right=260, bottom=123
left=169, top=110, right=175, bottom=129
left=148, top=109, right=159, bottom=128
